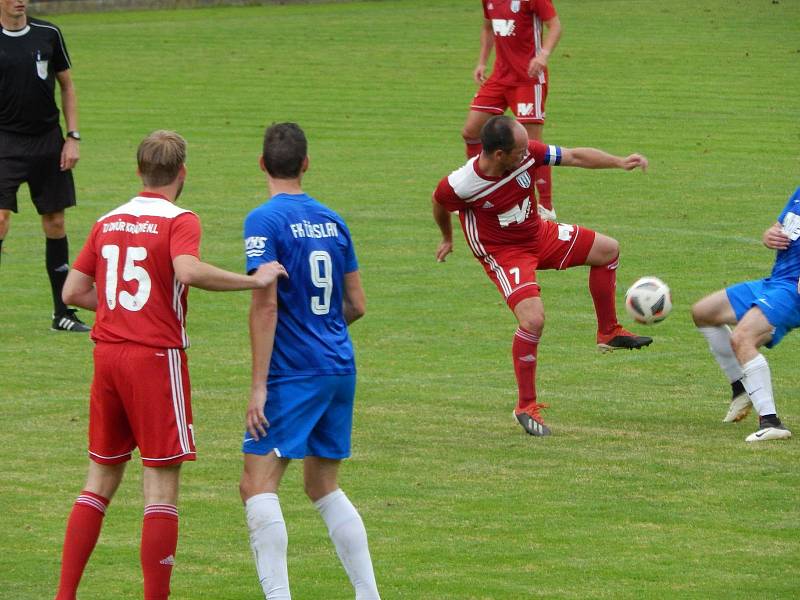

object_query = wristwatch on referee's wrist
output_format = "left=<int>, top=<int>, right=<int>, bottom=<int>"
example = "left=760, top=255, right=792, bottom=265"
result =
left=66, top=130, right=81, bottom=141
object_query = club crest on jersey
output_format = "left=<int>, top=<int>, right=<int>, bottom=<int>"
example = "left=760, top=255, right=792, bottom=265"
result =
left=245, top=236, right=268, bottom=257
left=516, top=172, right=531, bottom=189
left=510, top=0, right=520, bottom=13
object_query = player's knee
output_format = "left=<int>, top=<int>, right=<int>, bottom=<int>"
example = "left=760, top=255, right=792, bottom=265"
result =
left=42, top=212, right=66, bottom=237
left=519, top=313, right=544, bottom=335
left=303, top=479, right=335, bottom=502
left=690, top=301, right=707, bottom=326
left=239, top=473, right=258, bottom=503
left=461, top=125, right=479, bottom=142
left=0, top=211, right=11, bottom=236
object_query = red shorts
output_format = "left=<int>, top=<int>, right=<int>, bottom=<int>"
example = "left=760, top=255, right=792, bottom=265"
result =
left=476, top=220, right=596, bottom=309
left=89, top=342, right=196, bottom=467
left=470, top=77, right=548, bottom=124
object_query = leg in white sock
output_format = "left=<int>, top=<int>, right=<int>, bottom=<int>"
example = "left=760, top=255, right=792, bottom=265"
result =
left=741, top=354, right=776, bottom=417
left=698, top=325, right=744, bottom=383
left=314, top=489, right=380, bottom=600
left=245, top=493, right=291, bottom=600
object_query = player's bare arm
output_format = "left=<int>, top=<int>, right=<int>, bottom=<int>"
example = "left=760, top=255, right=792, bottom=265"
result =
left=474, top=19, right=494, bottom=84
left=527, top=16, right=562, bottom=78
left=247, top=283, right=279, bottom=440
left=763, top=222, right=790, bottom=250
left=173, top=255, right=287, bottom=291
left=62, top=268, right=98, bottom=311
left=432, top=197, right=454, bottom=262
left=55, top=69, right=79, bottom=171
left=559, top=147, right=648, bottom=172
left=343, top=271, right=366, bottom=325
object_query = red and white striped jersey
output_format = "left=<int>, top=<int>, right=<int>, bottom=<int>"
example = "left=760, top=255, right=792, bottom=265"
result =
left=482, top=0, right=557, bottom=85
left=434, top=140, right=562, bottom=252
left=73, top=193, right=201, bottom=349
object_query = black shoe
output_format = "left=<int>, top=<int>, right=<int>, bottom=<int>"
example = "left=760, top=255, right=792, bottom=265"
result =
left=52, top=309, right=91, bottom=332
left=597, top=328, right=653, bottom=352
left=514, top=409, right=552, bottom=437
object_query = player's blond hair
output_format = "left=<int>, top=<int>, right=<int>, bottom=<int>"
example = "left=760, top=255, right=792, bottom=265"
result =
left=137, top=130, right=187, bottom=187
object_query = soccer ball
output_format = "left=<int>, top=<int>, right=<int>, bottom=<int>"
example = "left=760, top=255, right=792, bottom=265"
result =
left=624, top=277, right=672, bottom=324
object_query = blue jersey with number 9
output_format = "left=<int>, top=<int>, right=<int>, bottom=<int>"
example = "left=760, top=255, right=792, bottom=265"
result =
left=244, top=193, right=358, bottom=376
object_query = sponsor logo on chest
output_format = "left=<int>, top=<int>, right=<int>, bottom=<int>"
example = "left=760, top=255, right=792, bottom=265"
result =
left=492, top=19, right=516, bottom=37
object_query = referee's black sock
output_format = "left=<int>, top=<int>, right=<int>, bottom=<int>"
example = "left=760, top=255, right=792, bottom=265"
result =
left=46, top=236, right=69, bottom=316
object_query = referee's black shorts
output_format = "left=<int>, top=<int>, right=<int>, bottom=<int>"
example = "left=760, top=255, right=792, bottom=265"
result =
left=0, top=128, right=76, bottom=215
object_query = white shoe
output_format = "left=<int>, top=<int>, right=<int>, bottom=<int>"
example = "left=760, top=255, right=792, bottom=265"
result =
left=745, top=425, right=792, bottom=442
left=537, top=205, right=557, bottom=222
left=723, top=392, right=752, bottom=423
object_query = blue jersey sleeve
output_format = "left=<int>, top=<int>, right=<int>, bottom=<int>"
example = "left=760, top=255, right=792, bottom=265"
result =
left=244, top=207, right=279, bottom=274
left=777, top=187, right=800, bottom=225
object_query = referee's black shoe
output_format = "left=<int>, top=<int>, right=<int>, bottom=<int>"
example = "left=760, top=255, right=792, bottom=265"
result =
left=52, top=309, right=91, bottom=332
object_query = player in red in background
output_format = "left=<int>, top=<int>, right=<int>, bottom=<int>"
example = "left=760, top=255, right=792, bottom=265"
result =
left=463, top=0, right=562, bottom=221
left=53, top=131, right=286, bottom=600
left=434, top=116, right=651, bottom=437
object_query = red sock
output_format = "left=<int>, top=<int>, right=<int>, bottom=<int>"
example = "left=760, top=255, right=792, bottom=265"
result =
left=55, top=491, right=110, bottom=600
left=465, top=140, right=482, bottom=158
left=589, top=253, right=621, bottom=338
left=141, top=505, right=179, bottom=600
left=534, top=163, right=553, bottom=211
left=512, top=327, right=540, bottom=414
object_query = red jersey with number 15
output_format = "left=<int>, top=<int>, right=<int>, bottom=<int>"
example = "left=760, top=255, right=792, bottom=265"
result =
left=483, top=0, right=557, bottom=85
left=434, top=140, right=562, bottom=252
left=72, top=193, right=201, bottom=349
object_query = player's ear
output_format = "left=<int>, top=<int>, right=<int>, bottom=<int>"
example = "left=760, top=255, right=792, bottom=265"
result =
left=258, top=155, right=267, bottom=173
left=301, top=155, right=309, bottom=173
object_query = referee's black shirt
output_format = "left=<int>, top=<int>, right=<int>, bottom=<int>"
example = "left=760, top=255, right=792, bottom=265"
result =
left=0, top=18, right=71, bottom=137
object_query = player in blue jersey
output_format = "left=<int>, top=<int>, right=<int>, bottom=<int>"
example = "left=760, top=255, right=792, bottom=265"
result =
left=238, top=123, right=381, bottom=599
left=692, top=186, right=800, bottom=442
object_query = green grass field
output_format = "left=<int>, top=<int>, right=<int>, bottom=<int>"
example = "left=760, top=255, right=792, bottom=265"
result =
left=1, top=0, right=799, bottom=597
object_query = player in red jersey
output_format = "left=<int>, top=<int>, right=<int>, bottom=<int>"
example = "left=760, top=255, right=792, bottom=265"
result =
left=463, top=0, right=562, bottom=221
left=53, top=131, right=287, bottom=600
left=435, top=116, right=651, bottom=437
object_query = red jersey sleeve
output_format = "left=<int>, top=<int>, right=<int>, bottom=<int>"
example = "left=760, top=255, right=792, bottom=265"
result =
left=72, top=226, right=99, bottom=277
left=433, top=177, right=466, bottom=212
left=482, top=0, right=490, bottom=20
left=170, top=212, right=201, bottom=260
left=532, top=0, right=558, bottom=21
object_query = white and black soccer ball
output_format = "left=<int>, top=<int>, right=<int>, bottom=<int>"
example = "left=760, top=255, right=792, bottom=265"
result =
left=624, top=276, right=672, bottom=324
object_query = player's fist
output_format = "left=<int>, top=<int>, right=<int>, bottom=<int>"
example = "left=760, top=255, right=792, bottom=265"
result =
left=763, top=222, right=790, bottom=250
left=252, top=261, right=288, bottom=287
left=621, top=154, right=648, bottom=172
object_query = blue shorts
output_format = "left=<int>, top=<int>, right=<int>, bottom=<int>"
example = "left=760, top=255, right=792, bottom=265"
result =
left=242, top=373, right=356, bottom=460
left=726, top=278, right=800, bottom=348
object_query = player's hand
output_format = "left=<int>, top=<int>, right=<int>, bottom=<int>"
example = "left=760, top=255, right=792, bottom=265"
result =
left=474, top=64, right=488, bottom=85
left=763, top=222, right=790, bottom=250
left=60, top=138, right=80, bottom=171
left=620, top=154, right=648, bottom=172
left=436, top=239, right=453, bottom=262
left=252, top=261, right=288, bottom=287
left=245, top=387, right=269, bottom=441
left=527, top=54, right=548, bottom=78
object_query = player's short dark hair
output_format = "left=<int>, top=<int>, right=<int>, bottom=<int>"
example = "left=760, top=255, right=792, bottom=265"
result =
left=480, top=115, right=516, bottom=154
left=262, top=122, right=307, bottom=179
left=137, top=130, right=187, bottom=187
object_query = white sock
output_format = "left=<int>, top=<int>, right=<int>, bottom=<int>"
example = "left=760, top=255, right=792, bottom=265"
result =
left=742, top=354, right=776, bottom=417
left=314, top=489, right=380, bottom=600
left=245, top=493, right=291, bottom=600
left=698, top=326, right=744, bottom=383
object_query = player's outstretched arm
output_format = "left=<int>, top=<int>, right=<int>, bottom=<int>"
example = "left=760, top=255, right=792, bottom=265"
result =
left=173, top=255, right=287, bottom=291
left=763, top=222, right=790, bottom=250
left=62, top=269, right=98, bottom=311
left=246, top=284, right=278, bottom=441
left=560, top=147, right=648, bottom=172
left=432, top=198, right=454, bottom=262
left=343, top=271, right=366, bottom=325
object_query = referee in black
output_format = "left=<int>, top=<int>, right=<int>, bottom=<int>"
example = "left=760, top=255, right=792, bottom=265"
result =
left=0, top=0, right=88, bottom=332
